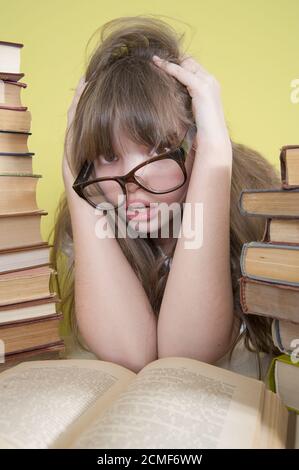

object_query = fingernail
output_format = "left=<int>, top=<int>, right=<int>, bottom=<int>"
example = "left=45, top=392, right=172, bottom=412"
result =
left=152, top=55, right=161, bottom=61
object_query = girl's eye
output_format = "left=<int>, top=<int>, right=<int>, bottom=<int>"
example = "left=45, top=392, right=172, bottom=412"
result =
left=151, top=145, right=171, bottom=156
left=99, top=144, right=172, bottom=163
left=159, top=146, right=170, bottom=153
left=100, top=154, right=118, bottom=163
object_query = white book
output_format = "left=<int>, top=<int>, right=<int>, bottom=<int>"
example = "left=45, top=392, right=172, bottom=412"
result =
left=0, top=41, right=23, bottom=73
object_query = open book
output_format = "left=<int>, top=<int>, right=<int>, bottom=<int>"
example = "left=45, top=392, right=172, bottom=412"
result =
left=0, top=356, right=292, bottom=449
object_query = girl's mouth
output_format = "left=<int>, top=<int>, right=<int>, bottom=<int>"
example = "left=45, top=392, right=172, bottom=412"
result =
left=126, top=205, right=158, bottom=221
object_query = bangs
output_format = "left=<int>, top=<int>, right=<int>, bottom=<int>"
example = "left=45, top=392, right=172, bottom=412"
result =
left=79, top=57, right=192, bottom=163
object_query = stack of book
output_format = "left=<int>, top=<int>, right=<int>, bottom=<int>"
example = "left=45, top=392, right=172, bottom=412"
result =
left=238, top=144, right=299, bottom=413
left=0, top=40, right=64, bottom=372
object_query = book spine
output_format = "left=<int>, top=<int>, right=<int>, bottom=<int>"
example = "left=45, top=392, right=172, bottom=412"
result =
left=0, top=152, right=34, bottom=156
left=1, top=80, right=27, bottom=88
left=272, top=319, right=288, bottom=354
left=261, top=218, right=271, bottom=242
left=281, top=182, right=299, bottom=190
left=267, top=354, right=299, bottom=414
left=0, top=241, right=50, bottom=254
left=245, top=241, right=299, bottom=250
left=1, top=340, right=65, bottom=361
left=0, top=106, right=28, bottom=112
left=0, top=40, right=24, bottom=47
left=238, top=276, right=296, bottom=318
left=280, top=146, right=288, bottom=188
left=0, top=72, right=24, bottom=82
left=239, top=276, right=249, bottom=313
left=0, top=311, right=63, bottom=328
left=0, top=293, right=61, bottom=311
left=261, top=218, right=299, bottom=245
left=240, top=242, right=299, bottom=287
left=0, top=130, right=31, bottom=135
left=238, top=188, right=299, bottom=218
left=239, top=242, right=249, bottom=278
left=0, top=173, right=42, bottom=177
left=4, top=340, right=65, bottom=358
left=0, top=210, right=48, bottom=219
left=0, top=105, right=27, bottom=112
left=280, top=145, right=299, bottom=190
left=0, top=263, right=51, bottom=276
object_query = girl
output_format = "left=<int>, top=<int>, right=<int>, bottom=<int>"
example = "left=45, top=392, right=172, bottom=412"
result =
left=50, top=16, right=281, bottom=377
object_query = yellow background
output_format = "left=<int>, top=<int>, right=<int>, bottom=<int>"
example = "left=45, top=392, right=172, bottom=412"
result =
left=1, top=0, right=298, bottom=241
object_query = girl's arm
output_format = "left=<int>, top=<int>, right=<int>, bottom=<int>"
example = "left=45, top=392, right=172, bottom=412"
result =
left=153, top=56, right=240, bottom=363
left=62, top=78, right=157, bottom=373
left=158, top=141, right=237, bottom=363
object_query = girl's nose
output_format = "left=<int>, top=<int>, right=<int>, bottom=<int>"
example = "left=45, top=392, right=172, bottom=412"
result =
left=126, top=181, right=143, bottom=194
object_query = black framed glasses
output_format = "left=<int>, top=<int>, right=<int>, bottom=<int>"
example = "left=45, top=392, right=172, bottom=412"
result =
left=72, top=124, right=197, bottom=211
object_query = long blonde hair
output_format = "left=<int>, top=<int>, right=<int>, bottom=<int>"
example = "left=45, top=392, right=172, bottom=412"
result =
left=48, top=15, right=282, bottom=374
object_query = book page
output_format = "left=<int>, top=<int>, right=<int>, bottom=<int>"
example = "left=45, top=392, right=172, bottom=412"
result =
left=275, top=361, right=299, bottom=411
left=72, top=356, right=266, bottom=449
left=253, top=388, right=288, bottom=448
left=0, top=359, right=135, bottom=449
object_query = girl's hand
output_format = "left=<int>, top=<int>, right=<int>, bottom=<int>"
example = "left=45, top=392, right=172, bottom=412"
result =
left=151, top=54, right=232, bottom=156
left=63, top=76, right=88, bottom=190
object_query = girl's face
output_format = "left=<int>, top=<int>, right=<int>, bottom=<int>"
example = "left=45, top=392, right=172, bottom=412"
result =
left=94, top=127, right=196, bottom=235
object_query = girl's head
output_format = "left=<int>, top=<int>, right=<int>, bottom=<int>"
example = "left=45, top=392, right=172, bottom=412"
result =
left=50, top=15, right=282, bottom=376
left=67, top=15, right=197, bottom=236
left=90, top=123, right=197, bottom=236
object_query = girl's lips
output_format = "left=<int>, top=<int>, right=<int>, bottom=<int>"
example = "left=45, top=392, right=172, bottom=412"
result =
left=126, top=204, right=158, bottom=221
left=126, top=199, right=152, bottom=210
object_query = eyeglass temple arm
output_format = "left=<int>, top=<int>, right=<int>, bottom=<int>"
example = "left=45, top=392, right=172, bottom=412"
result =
left=181, top=124, right=197, bottom=155
left=73, top=160, right=94, bottom=186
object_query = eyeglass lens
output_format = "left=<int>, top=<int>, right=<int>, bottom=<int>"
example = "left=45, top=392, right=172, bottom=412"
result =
left=82, top=155, right=185, bottom=210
